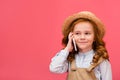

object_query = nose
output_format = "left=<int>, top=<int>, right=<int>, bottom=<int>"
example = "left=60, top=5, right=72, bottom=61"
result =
left=80, top=34, right=85, bottom=39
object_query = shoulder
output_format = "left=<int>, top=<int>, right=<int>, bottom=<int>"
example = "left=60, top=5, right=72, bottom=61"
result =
left=99, top=59, right=111, bottom=69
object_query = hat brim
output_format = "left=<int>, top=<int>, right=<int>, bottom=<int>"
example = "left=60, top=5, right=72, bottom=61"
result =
left=62, top=11, right=105, bottom=38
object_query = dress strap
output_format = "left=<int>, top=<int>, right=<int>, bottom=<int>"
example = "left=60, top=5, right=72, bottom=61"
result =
left=70, top=60, right=77, bottom=71
left=87, top=57, right=105, bottom=72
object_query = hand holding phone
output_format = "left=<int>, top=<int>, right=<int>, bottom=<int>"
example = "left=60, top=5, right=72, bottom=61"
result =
left=72, top=38, right=77, bottom=51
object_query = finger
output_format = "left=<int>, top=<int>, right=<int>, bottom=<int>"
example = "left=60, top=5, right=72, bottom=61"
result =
left=68, top=32, right=73, bottom=39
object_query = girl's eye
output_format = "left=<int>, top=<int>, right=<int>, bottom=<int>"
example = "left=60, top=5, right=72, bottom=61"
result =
left=75, top=32, right=80, bottom=35
left=85, top=32, right=91, bottom=35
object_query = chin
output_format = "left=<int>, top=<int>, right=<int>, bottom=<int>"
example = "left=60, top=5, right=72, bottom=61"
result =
left=78, top=46, right=88, bottom=50
left=78, top=45, right=87, bottom=48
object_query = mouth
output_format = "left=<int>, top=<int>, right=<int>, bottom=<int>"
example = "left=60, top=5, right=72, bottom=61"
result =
left=79, top=42, right=87, bottom=43
left=79, top=42, right=87, bottom=44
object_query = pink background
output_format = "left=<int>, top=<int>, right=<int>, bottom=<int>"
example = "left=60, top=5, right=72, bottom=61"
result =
left=0, top=0, right=120, bottom=80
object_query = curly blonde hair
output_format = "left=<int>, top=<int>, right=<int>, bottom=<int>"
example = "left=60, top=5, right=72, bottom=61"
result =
left=62, top=18, right=109, bottom=63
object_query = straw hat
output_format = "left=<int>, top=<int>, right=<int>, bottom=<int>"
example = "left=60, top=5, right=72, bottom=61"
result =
left=62, top=11, right=105, bottom=38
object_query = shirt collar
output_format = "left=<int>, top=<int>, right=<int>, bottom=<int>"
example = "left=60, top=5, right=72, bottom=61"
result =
left=78, top=49, right=94, bottom=56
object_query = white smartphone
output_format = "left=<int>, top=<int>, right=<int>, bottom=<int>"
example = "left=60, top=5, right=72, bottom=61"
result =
left=72, top=38, right=77, bottom=51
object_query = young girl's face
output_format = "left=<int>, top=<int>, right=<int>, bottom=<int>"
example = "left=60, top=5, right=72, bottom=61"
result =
left=73, top=21, right=94, bottom=53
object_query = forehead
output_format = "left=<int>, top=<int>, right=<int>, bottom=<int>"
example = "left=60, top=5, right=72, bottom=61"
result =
left=73, top=22, right=94, bottom=31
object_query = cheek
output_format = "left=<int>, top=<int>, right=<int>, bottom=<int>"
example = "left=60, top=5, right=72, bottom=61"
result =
left=90, top=38, right=94, bottom=43
left=88, top=36, right=94, bottom=42
left=73, top=36, right=79, bottom=41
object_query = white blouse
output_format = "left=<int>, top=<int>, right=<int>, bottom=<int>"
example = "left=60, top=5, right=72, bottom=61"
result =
left=49, top=49, right=112, bottom=80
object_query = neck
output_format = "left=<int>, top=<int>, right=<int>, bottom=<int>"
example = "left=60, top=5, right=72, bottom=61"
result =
left=79, top=48, right=92, bottom=53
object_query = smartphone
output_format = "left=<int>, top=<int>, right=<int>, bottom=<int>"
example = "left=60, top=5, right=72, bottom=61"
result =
left=72, top=38, right=77, bottom=51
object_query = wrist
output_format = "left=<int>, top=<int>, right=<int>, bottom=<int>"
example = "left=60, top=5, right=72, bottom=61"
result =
left=64, top=47, right=72, bottom=52
left=64, top=47, right=69, bottom=52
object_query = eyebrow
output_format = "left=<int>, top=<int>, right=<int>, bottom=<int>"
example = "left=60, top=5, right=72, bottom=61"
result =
left=74, top=30, right=92, bottom=32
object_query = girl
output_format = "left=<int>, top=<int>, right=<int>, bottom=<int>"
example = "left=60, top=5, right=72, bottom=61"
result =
left=49, top=11, right=112, bottom=80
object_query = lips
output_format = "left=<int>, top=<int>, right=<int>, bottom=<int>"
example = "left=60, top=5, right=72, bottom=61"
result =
left=79, top=42, right=87, bottom=43
left=79, top=42, right=87, bottom=44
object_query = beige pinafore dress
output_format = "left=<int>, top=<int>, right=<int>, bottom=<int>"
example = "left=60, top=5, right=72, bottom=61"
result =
left=67, top=57, right=104, bottom=80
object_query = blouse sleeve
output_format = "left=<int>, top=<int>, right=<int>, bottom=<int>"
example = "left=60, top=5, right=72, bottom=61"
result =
left=49, top=50, right=69, bottom=73
left=99, top=60, right=112, bottom=80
